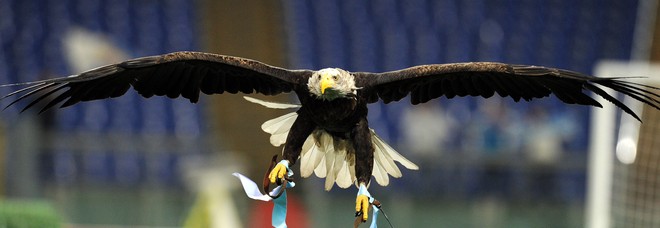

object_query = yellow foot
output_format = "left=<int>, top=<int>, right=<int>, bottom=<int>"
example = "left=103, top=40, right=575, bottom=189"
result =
left=268, top=161, right=289, bottom=184
left=355, top=194, right=370, bottom=222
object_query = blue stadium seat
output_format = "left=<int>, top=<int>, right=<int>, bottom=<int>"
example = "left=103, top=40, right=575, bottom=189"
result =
left=0, top=0, right=201, bottom=186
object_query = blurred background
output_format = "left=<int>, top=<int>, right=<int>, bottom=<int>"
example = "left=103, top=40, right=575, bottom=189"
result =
left=0, top=0, right=658, bottom=227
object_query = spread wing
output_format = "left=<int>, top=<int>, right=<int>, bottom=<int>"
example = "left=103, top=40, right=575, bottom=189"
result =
left=1, top=51, right=313, bottom=113
left=355, top=62, right=660, bottom=121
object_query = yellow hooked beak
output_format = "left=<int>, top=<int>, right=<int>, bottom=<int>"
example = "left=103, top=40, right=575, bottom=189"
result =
left=320, top=73, right=335, bottom=94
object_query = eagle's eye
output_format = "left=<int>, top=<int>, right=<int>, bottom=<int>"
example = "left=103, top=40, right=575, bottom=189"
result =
left=332, top=75, right=338, bottom=81
left=318, top=75, right=322, bottom=80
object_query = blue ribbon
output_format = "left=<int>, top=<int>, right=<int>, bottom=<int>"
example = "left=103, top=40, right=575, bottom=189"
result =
left=272, top=181, right=294, bottom=228
left=369, top=203, right=380, bottom=228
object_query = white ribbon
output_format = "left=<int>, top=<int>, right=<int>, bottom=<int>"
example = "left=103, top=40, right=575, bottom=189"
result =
left=233, top=172, right=294, bottom=228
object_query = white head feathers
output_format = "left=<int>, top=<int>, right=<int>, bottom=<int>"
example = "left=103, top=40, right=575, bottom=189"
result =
left=308, top=68, right=358, bottom=100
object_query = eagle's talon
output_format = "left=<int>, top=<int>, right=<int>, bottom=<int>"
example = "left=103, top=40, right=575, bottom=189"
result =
left=268, top=160, right=290, bottom=184
left=356, top=194, right=370, bottom=222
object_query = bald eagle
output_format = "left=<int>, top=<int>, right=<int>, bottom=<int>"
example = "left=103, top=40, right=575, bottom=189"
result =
left=2, top=51, right=659, bottom=222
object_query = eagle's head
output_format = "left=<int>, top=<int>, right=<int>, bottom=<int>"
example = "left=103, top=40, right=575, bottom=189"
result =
left=308, top=68, right=358, bottom=100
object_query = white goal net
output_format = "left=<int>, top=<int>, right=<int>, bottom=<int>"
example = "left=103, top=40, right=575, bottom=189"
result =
left=587, top=61, right=660, bottom=228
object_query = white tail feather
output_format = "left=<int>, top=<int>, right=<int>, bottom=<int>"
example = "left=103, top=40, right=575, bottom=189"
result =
left=308, top=146, right=325, bottom=175
left=332, top=148, right=345, bottom=182
left=314, top=156, right=327, bottom=177
left=243, top=96, right=301, bottom=109
left=269, top=131, right=289, bottom=147
left=324, top=144, right=337, bottom=191
left=373, top=139, right=403, bottom=177
left=372, top=160, right=389, bottom=186
left=336, top=161, right=353, bottom=188
left=299, top=136, right=316, bottom=177
left=331, top=147, right=355, bottom=189
left=261, top=112, right=298, bottom=147
left=371, top=130, right=419, bottom=170
left=300, top=135, right=328, bottom=178
left=297, top=129, right=415, bottom=190
left=254, top=97, right=419, bottom=190
left=313, top=133, right=333, bottom=178
left=261, top=112, right=297, bottom=134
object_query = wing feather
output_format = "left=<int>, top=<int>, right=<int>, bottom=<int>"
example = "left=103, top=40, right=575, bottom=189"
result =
left=355, top=62, right=660, bottom=120
left=596, top=80, right=660, bottom=109
left=1, top=51, right=312, bottom=112
left=22, top=84, right=69, bottom=112
left=41, top=89, right=74, bottom=112
left=440, top=78, right=456, bottom=99
left=473, top=74, right=496, bottom=98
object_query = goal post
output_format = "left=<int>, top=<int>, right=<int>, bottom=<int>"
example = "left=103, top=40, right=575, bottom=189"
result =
left=587, top=61, right=660, bottom=228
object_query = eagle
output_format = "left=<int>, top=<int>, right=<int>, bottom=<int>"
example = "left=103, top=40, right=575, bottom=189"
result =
left=2, top=51, right=659, bottom=222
